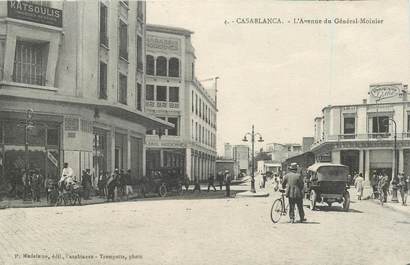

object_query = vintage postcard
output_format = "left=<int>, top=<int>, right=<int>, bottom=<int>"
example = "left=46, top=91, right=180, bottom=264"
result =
left=0, top=0, right=409, bottom=264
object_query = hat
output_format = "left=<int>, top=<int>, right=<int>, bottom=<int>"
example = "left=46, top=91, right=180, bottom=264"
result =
left=289, top=163, right=298, bottom=170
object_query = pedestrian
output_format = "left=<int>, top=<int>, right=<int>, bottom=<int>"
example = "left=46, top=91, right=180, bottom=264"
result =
left=125, top=169, right=133, bottom=200
left=97, top=170, right=106, bottom=197
left=60, top=162, right=73, bottom=183
left=217, top=171, right=223, bottom=190
left=379, top=172, right=389, bottom=203
left=183, top=174, right=190, bottom=191
left=30, top=169, right=42, bottom=202
left=354, top=173, right=365, bottom=200
left=370, top=172, right=379, bottom=198
left=207, top=174, right=216, bottom=192
left=225, top=170, right=231, bottom=197
left=281, top=163, right=306, bottom=223
left=118, top=169, right=127, bottom=201
left=106, top=169, right=119, bottom=202
left=192, top=177, right=201, bottom=193
left=22, top=169, right=31, bottom=201
left=81, top=169, right=92, bottom=200
left=398, top=173, right=408, bottom=206
left=273, top=174, right=279, bottom=192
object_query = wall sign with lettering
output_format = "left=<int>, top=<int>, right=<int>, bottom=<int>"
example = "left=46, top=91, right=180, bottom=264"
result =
left=370, top=84, right=401, bottom=100
left=7, top=1, right=63, bottom=28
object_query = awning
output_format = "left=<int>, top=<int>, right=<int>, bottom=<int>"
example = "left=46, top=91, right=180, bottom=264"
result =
left=0, top=87, right=174, bottom=130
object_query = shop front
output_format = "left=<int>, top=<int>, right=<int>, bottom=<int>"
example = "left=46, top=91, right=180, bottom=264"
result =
left=369, top=149, right=393, bottom=181
left=0, top=115, right=61, bottom=195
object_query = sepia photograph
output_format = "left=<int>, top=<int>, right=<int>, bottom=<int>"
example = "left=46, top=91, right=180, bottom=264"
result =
left=0, top=0, right=409, bottom=264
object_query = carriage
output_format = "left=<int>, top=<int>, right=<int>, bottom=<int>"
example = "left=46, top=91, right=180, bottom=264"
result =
left=136, top=168, right=183, bottom=198
left=306, top=163, right=350, bottom=211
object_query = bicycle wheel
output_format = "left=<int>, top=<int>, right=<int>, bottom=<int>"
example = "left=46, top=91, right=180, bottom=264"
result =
left=270, top=199, right=283, bottom=223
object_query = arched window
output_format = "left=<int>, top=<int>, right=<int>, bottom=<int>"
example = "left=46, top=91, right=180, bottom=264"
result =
left=146, top=55, right=154, bottom=75
left=168, top=57, right=180, bottom=77
left=156, top=56, right=167, bottom=76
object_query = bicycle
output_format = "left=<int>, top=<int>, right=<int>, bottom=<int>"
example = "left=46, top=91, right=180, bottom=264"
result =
left=270, top=189, right=288, bottom=223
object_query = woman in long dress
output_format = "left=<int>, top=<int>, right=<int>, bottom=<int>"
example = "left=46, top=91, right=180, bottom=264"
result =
left=354, top=173, right=365, bottom=200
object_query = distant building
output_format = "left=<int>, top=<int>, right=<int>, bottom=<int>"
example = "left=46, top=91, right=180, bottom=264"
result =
left=263, top=142, right=303, bottom=162
left=216, top=159, right=238, bottom=179
left=302, top=137, right=314, bottom=152
left=223, top=143, right=249, bottom=175
left=224, top=143, right=233, bottom=159
left=257, top=160, right=281, bottom=174
left=144, top=24, right=217, bottom=181
left=233, top=145, right=249, bottom=174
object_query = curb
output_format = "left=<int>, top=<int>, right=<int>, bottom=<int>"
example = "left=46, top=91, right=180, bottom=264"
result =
left=367, top=198, right=410, bottom=216
left=235, top=191, right=270, bottom=198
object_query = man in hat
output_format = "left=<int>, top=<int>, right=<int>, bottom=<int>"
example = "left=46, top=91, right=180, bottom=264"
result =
left=282, top=163, right=306, bottom=223
left=224, top=170, right=231, bottom=197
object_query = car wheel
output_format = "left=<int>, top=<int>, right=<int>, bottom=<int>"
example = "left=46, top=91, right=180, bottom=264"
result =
left=159, top=183, right=167, bottom=197
left=310, top=190, right=317, bottom=211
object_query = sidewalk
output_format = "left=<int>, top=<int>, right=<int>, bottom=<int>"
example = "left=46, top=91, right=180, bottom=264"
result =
left=362, top=186, right=410, bottom=216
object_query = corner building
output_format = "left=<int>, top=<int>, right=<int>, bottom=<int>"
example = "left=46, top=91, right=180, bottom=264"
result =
left=145, top=25, right=217, bottom=181
left=311, top=82, right=410, bottom=182
left=0, top=0, right=171, bottom=187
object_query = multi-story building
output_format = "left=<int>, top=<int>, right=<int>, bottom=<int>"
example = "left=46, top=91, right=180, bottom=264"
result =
left=0, top=0, right=171, bottom=188
left=311, top=82, right=409, bottom=181
left=232, top=145, right=249, bottom=174
left=144, top=24, right=217, bottom=181
left=263, top=142, right=302, bottom=161
left=224, top=143, right=233, bottom=159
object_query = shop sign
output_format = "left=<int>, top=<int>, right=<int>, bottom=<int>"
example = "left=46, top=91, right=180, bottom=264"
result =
left=369, top=84, right=400, bottom=100
left=317, top=152, right=331, bottom=162
left=7, top=1, right=63, bottom=28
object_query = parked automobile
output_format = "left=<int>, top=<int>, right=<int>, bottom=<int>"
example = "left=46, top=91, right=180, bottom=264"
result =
left=306, top=163, right=350, bottom=211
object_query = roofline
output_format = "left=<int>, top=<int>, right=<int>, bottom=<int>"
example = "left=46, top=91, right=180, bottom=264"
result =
left=146, top=24, right=194, bottom=37
left=321, top=100, right=410, bottom=113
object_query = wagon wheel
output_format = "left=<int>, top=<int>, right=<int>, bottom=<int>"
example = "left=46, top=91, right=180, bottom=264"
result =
left=343, top=191, right=350, bottom=212
left=159, top=183, right=167, bottom=197
left=309, top=190, right=317, bottom=211
left=176, top=183, right=183, bottom=196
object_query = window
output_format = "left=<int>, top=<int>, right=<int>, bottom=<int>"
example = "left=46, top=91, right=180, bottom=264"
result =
left=199, top=99, right=202, bottom=117
left=408, top=115, right=410, bottom=132
left=100, top=3, right=108, bottom=46
left=146, top=129, right=154, bottom=135
left=137, top=35, right=143, bottom=71
left=137, top=1, right=143, bottom=19
left=119, top=20, right=128, bottom=60
left=13, top=41, right=47, bottom=86
left=192, top=91, right=194, bottom=112
left=195, top=94, right=198, bottom=115
left=167, top=118, right=178, bottom=136
left=146, top=85, right=154, bottom=100
left=118, top=73, right=127, bottom=104
left=344, top=117, right=355, bottom=134
left=195, top=122, right=198, bottom=141
left=47, top=128, right=59, bottom=146
left=156, top=56, right=167, bottom=76
left=192, top=63, right=195, bottom=78
left=168, top=57, right=180, bottom=77
left=156, top=86, right=166, bottom=101
left=99, top=62, right=107, bottom=99
left=198, top=124, right=201, bottom=142
left=169, top=87, right=179, bottom=102
left=372, top=116, right=389, bottom=133
left=136, top=83, right=142, bottom=110
left=192, top=120, right=194, bottom=140
left=146, top=55, right=154, bottom=75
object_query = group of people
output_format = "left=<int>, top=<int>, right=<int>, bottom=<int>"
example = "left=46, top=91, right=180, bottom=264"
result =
left=187, top=170, right=232, bottom=197
left=97, top=168, right=133, bottom=202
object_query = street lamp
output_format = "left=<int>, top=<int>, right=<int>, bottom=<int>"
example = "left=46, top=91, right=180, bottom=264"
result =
left=242, top=125, right=264, bottom=193
left=387, top=118, right=399, bottom=202
left=18, top=109, right=34, bottom=189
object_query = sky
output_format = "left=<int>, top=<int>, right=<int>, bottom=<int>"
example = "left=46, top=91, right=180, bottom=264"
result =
left=147, top=0, right=410, bottom=155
